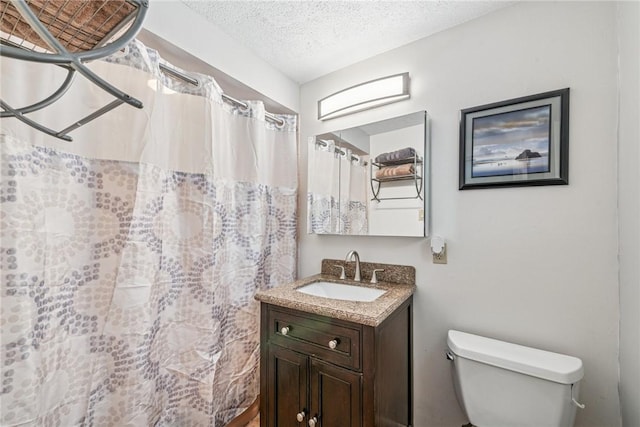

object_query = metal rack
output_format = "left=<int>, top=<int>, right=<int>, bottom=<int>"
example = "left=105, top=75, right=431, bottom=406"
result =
left=0, top=0, right=149, bottom=141
left=370, top=155, right=423, bottom=202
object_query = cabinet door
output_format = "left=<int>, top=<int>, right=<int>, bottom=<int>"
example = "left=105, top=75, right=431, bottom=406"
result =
left=310, top=358, right=362, bottom=427
left=266, top=345, right=308, bottom=427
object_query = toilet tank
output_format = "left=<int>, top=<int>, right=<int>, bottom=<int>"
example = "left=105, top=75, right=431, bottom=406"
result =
left=447, top=330, right=584, bottom=427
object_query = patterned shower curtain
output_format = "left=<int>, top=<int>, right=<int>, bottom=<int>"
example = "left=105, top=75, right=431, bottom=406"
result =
left=0, top=41, right=297, bottom=426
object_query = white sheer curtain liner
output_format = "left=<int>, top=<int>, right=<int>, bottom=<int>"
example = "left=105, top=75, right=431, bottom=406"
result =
left=213, top=101, right=297, bottom=189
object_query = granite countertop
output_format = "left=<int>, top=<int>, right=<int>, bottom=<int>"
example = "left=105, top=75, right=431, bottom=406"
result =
left=254, top=273, right=416, bottom=327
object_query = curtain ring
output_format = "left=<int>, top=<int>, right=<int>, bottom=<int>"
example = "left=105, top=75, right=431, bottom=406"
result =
left=273, top=116, right=286, bottom=129
left=236, top=102, right=250, bottom=114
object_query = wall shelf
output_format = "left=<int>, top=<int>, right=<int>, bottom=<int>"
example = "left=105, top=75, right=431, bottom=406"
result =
left=370, top=155, right=423, bottom=202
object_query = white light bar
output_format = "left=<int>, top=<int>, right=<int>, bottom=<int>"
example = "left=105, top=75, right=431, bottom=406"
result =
left=318, top=72, right=410, bottom=121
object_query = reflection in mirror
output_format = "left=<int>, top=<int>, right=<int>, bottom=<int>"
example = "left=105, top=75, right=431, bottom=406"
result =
left=307, top=111, right=429, bottom=237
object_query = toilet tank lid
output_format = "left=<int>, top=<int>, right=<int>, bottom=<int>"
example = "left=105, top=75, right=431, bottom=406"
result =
left=447, top=330, right=584, bottom=384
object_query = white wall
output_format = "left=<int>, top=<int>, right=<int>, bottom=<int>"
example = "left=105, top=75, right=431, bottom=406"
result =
left=338, top=127, right=370, bottom=154
left=143, top=1, right=299, bottom=113
left=616, top=2, right=640, bottom=426
left=299, top=2, right=623, bottom=426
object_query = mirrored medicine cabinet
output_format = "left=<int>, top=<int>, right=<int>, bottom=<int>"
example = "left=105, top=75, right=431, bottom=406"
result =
left=307, top=111, right=430, bottom=237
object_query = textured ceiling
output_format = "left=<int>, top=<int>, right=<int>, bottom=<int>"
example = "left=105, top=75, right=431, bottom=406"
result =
left=180, top=0, right=514, bottom=84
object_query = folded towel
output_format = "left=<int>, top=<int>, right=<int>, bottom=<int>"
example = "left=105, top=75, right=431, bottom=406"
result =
left=375, top=164, right=415, bottom=179
left=375, top=147, right=416, bottom=164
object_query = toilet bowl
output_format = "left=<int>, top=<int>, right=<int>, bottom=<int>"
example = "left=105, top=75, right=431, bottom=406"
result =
left=446, top=330, right=585, bottom=427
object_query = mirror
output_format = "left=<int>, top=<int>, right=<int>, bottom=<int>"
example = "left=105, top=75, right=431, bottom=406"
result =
left=307, top=111, right=429, bottom=237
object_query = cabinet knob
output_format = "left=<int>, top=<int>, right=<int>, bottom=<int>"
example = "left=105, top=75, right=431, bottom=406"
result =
left=328, top=339, right=338, bottom=349
left=296, top=411, right=306, bottom=422
left=281, top=326, right=290, bottom=335
left=308, top=416, right=318, bottom=427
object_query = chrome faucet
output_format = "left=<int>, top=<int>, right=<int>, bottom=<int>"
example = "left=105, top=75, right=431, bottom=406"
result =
left=345, top=250, right=361, bottom=281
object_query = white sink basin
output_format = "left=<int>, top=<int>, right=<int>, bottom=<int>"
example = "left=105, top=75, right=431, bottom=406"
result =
left=296, top=281, right=387, bottom=302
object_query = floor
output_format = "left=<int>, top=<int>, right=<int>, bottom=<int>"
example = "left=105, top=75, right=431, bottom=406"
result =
left=245, top=414, right=259, bottom=427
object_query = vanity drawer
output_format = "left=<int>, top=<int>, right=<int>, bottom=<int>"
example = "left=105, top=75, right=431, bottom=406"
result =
left=267, top=306, right=361, bottom=371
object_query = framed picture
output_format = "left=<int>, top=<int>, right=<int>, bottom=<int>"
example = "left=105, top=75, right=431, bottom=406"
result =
left=459, top=88, right=569, bottom=190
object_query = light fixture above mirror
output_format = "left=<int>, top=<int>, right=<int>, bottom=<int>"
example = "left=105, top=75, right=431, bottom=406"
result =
left=317, top=73, right=410, bottom=121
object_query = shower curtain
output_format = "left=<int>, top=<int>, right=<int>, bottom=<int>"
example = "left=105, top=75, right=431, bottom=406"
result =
left=307, top=139, right=367, bottom=235
left=307, top=139, right=340, bottom=234
left=339, top=151, right=368, bottom=235
left=0, top=40, right=297, bottom=426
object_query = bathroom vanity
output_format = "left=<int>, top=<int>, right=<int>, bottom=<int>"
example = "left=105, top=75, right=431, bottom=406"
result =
left=255, top=260, right=415, bottom=427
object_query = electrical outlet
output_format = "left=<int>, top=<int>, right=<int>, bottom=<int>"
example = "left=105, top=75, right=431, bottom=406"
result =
left=433, top=243, right=447, bottom=264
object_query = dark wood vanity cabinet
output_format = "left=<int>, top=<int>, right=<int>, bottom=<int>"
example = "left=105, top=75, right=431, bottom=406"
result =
left=260, top=297, right=412, bottom=427
left=266, top=345, right=309, bottom=427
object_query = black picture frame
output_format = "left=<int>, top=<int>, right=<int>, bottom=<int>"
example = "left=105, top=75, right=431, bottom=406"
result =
left=459, top=88, right=569, bottom=190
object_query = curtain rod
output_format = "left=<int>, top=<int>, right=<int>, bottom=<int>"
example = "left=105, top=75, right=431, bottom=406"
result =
left=158, top=63, right=285, bottom=127
left=316, top=139, right=367, bottom=166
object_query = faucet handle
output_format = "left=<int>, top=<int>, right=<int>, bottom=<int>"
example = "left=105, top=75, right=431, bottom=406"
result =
left=370, top=269, right=385, bottom=284
left=333, top=264, right=346, bottom=280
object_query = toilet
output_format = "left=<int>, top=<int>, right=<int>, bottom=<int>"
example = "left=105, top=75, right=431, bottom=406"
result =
left=446, top=330, right=585, bottom=427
